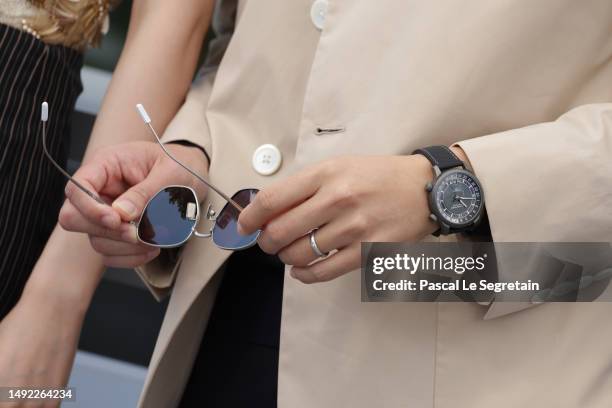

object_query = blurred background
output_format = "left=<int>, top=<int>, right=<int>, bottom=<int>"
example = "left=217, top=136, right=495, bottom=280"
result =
left=64, top=2, right=211, bottom=406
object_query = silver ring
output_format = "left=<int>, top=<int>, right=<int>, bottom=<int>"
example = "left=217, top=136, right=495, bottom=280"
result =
left=309, top=229, right=328, bottom=258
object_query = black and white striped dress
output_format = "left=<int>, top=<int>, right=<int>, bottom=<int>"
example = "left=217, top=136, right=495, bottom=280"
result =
left=0, top=23, right=83, bottom=319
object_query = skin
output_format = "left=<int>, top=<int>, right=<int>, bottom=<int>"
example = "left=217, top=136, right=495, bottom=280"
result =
left=237, top=147, right=470, bottom=283
left=61, top=142, right=208, bottom=267
left=59, top=143, right=470, bottom=283
left=0, top=0, right=214, bottom=403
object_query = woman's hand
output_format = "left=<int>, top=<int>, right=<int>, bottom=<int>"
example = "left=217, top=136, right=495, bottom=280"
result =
left=59, top=141, right=208, bottom=268
left=237, top=154, right=442, bottom=283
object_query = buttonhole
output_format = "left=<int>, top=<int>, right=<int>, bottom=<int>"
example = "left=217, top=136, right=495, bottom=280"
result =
left=315, top=126, right=346, bottom=136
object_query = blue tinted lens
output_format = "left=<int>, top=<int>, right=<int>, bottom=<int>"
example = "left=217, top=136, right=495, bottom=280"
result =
left=212, top=188, right=260, bottom=250
left=138, top=187, right=198, bottom=247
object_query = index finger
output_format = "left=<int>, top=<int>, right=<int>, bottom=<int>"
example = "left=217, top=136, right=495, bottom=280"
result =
left=65, top=161, right=122, bottom=229
left=237, top=167, right=321, bottom=235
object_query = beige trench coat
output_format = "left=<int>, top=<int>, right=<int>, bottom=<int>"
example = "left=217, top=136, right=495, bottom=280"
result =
left=136, top=0, right=612, bottom=406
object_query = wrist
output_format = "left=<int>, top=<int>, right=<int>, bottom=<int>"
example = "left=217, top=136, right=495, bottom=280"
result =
left=164, top=142, right=210, bottom=196
left=166, top=140, right=210, bottom=165
left=166, top=141, right=210, bottom=172
left=405, top=154, right=439, bottom=236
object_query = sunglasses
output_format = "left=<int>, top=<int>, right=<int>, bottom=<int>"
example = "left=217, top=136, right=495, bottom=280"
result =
left=40, top=102, right=261, bottom=250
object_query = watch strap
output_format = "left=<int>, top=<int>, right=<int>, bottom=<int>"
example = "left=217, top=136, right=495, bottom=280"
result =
left=413, top=145, right=463, bottom=171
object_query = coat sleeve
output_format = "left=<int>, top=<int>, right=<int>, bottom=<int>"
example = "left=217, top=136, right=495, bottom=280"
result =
left=456, top=103, right=612, bottom=316
left=456, top=103, right=612, bottom=243
left=132, top=2, right=238, bottom=300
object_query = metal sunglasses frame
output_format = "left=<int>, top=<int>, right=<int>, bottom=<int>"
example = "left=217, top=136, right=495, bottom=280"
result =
left=136, top=184, right=203, bottom=249
left=40, top=101, right=260, bottom=250
left=137, top=184, right=261, bottom=250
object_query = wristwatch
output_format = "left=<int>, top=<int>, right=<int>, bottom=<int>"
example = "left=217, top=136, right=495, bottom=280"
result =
left=413, top=145, right=485, bottom=236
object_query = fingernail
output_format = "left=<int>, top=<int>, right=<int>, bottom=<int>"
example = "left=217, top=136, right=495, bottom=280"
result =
left=114, top=200, right=137, bottom=218
left=102, top=214, right=118, bottom=229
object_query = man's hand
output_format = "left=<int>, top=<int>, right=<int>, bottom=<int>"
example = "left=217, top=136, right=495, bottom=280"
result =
left=237, top=155, right=439, bottom=283
left=59, top=141, right=208, bottom=268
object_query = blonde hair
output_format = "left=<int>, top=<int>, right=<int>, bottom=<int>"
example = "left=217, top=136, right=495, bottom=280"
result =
left=23, top=0, right=120, bottom=50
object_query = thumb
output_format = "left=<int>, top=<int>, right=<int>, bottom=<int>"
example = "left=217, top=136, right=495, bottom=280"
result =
left=112, top=168, right=168, bottom=222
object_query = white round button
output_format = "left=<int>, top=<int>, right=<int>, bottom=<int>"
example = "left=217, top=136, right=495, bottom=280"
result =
left=252, top=144, right=282, bottom=176
left=310, top=0, right=328, bottom=31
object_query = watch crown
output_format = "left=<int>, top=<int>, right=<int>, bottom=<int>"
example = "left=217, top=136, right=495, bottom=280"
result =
left=425, top=182, right=433, bottom=192
left=429, top=213, right=438, bottom=223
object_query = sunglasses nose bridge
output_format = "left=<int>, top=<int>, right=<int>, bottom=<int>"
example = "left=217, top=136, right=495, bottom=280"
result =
left=194, top=228, right=213, bottom=239
left=192, top=204, right=217, bottom=239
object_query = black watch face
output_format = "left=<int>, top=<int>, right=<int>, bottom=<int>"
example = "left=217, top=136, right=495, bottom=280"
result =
left=431, top=169, right=484, bottom=227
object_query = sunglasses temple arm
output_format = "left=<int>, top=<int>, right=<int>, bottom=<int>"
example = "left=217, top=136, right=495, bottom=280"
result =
left=41, top=113, right=107, bottom=206
left=136, top=104, right=244, bottom=212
